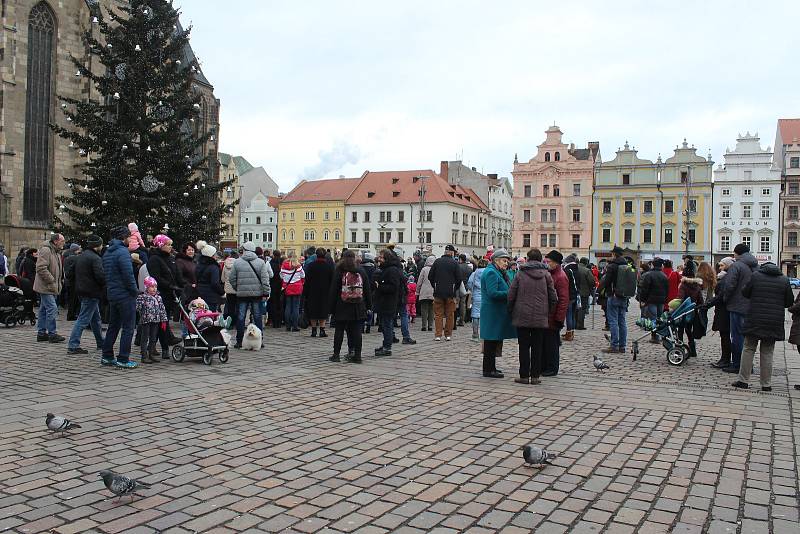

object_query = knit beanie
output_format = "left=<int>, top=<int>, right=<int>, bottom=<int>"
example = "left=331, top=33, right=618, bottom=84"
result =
left=86, top=234, right=103, bottom=248
left=201, top=245, right=217, bottom=258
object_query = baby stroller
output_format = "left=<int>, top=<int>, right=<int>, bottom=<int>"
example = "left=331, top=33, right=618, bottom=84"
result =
left=1, top=275, right=36, bottom=327
left=170, top=296, right=230, bottom=366
left=632, top=297, right=696, bottom=366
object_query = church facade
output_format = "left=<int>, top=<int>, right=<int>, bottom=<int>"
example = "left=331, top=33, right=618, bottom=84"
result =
left=0, top=0, right=219, bottom=250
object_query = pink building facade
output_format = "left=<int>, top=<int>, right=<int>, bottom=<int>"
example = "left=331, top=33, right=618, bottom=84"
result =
left=512, top=126, right=598, bottom=258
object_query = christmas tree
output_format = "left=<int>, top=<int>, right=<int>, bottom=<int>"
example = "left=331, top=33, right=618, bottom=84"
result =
left=52, top=0, right=234, bottom=246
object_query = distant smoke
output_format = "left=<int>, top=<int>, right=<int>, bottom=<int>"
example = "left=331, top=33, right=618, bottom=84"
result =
left=301, top=140, right=361, bottom=180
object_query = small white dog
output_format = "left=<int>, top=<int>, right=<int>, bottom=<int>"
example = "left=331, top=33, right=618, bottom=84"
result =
left=241, top=323, right=262, bottom=350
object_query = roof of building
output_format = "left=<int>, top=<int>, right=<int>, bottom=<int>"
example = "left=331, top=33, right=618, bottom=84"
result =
left=281, top=178, right=362, bottom=203
left=176, top=22, right=212, bottom=87
left=218, top=153, right=255, bottom=177
left=267, top=196, right=281, bottom=209
left=570, top=149, right=591, bottom=160
left=347, top=170, right=488, bottom=211
left=778, top=119, right=800, bottom=144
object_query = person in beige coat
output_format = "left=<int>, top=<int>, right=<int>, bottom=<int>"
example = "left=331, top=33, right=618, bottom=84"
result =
left=34, top=233, right=66, bottom=342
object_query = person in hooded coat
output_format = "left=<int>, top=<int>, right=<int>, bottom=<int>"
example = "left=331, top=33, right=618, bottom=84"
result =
left=677, top=262, right=704, bottom=359
left=466, top=259, right=488, bottom=341
left=509, top=248, right=557, bottom=384
left=373, top=249, right=403, bottom=356
left=722, top=243, right=759, bottom=373
left=732, top=262, right=793, bottom=391
left=269, top=250, right=284, bottom=328
left=416, top=255, right=436, bottom=332
left=328, top=249, right=372, bottom=363
left=704, top=257, right=734, bottom=369
left=303, top=247, right=335, bottom=337
left=229, top=241, right=272, bottom=348
left=479, top=249, right=517, bottom=378
left=195, top=245, right=224, bottom=312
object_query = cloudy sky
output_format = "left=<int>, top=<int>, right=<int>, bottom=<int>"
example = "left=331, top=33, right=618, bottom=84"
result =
left=186, top=0, right=800, bottom=192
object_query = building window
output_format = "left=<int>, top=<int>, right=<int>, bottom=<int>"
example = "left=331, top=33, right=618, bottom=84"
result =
left=289, top=230, right=294, bottom=240
left=643, top=200, right=653, bottom=214
left=324, top=211, right=330, bottom=221
left=452, top=230, right=459, bottom=244
left=643, top=228, right=652, bottom=243
left=282, top=230, right=286, bottom=241
left=554, top=152, right=560, bottom=161
left=720, top=235, right=730, bottom=251
left=540, top=209, right=548, bottom=222
left=789, top=206, right=799, bottom=219
left=742, top=205, right=752, bottom=218
left=471, top=215, right=476, bottom=226
left=462, top=214, right=468, bottom=225
left=721, top=205, right=730, bottom=218
left=791, top=157, right=800, bottom=169
left=572, top=209, right=580, bottom=222
left=351, top=211, right=358, bottom=222
left=622, top=174, right=630, bottom=185
left=603, top=201, right=611, bottom=214
left=398, top=211, right=404, bottom=222
left=364, top=212, right=370, bottom=222
left=681, top=171, right=688, bottom=183
left=335, top=211, right=340, bottom=220
left=363, top=231, right=369, bottom=243
left=721, top=188, right=730, bottom=196
left=545, top=152, right=551, bottom=162
left=23, top=2, right=57, bottom=223
left=549, top=234, right=556, bottom=247
left=423, top=232, right=432, bottom=243
left=524, top=185, right=532, bottom=197
left=761, top=188, right=771, bottom=196
left=623, top=201, right=633, bottom=214
left=789, top=232, right=798, bottom=247
left=523, top=209, right=531, bottom=222
left=549, top=209, right=557, bottom=222
left=397, top=231, right=403, bottom=243
left=742, top=235, right=751, bottom=249
left=665, top=228, right=673, bottom=244
left=379, top=231, right=390, bottom=243
left=452, top=211, right=459, bottom=224
left=523, top=234, right=531, bottom=248
left=334, top=230, right=340, bottom=241
left=602, top=228, right=611, bottom=243
left=743, top=188, right=752, bottom=196
left=462, top=231, right=468, bottom=245
left=290, top=212, right=295, bottom=221
left=351, top=231, right=357, bottom=243
left=761, top=205, right=770, bottom=218
left=543, top=185, right=549, bottom=197
left=688, top=229, right=696, bottom=243
left=573, top=183, right=581, bottom=196
left=256, top=216, right=261, bottom=224
left=790, top=183, right=799, bottom=195
left=665, top=200, right=674, bottom=214
left=305, top=211, right=315, bottom=221
left=553, top=185, right=560, bottom=197
left=323, top=230, right=330, bottom=241
left=623, top=228, right=632, bottom=243
left=688, top=199, right=697, bottom=213
left=760, top=235, right=770, bottom=253
left=572, top=234, right=580, bottom=248
left=540, top=234, right=547, bottom=247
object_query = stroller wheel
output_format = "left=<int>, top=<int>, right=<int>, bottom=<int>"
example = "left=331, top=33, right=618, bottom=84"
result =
left=219, top=349, right=229, bottom=363
left=203, top=351, right=213, bottom=365
left=30, top=317, right=36, bottom=326
left=171, top=345, right=185, bottom=362
left=4, top=315, right=16, bottom=328
left=17, top=316, right=27, bottom=326
left=667, top=347, right=686, bottom=366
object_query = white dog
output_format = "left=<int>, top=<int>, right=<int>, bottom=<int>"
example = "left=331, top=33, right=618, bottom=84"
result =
left=241, top=323, right=262, bottom=351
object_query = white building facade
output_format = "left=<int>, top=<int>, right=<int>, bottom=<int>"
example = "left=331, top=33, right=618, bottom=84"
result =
left=487, top=178, right=514, bottom=250
left=239, top=192, right=278, bottom=251
left=712, top=133, right=782, bottom=265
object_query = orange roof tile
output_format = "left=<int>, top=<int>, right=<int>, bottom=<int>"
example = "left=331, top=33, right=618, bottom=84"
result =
left=347, top=170, right=487, bottom=211
left=267, top=196, right=281, bottom=208
left=778, top=119, right=800, bottom=144
left=281, top=178, right=361, bottom=203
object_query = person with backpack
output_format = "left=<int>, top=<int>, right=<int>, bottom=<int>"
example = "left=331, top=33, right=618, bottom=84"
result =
left=328, top=249, right=372, bottom=363
left=599, top=246, right=636, bottom=354
left=229, top=241, right=273, bottom=349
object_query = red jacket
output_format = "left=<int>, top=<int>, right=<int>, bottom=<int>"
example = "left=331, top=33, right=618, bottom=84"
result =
left=549, top=265, right=569, bottom=330
left=666, top=269, right=682, bottom=307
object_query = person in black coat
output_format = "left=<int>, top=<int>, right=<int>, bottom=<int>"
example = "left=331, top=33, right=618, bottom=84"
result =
left=66, top=235, right=106, bottom=353
left=269, top=250, right=283, bottom=328
left=145, top=240, right=184, bottom=351
left=637, top=258, right=669, bottom=343
left=195, top=246, right=224, bottom=312
left=328, top=249, right=372, bottom=363
left=732, top=262, right=793, bottom=391
left=20, top=248, right=37, bottom=287
left=704, top=257, right=733, bottom=369
left=374, top=249, right=403, bottom=355
left=427, top=245, right=460, bottom=339
left=303, top=247, right=335, bottom=337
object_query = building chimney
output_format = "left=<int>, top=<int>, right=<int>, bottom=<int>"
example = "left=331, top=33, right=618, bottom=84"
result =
left=471, top=167, right=477, bottom=172
left=440, top=161, right=449, bottom=182
left=588, top=141, right=600, bottom=159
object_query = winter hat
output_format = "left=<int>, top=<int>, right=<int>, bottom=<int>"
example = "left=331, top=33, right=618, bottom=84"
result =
left=195, top=240, right=208, bottom=252
left=128, top=222, right=139, bottom=233
left=545, top=250, right=564, bottom=264
left=491, top=248, right=511, bottom=260
left=652, top=258, right=664, bottom=268
left=143, top=276, right=157, bottom=288
left=152, top=234, right=172, bottom=248
left=612, top=246, right=624, bottom=256
left=564, top=253, right=577, bottom=264
left=86, top=234, right=103, bottom=248
left=242, top=241, right=256, bottom=252
left=719, top=257, right=735, bottom=268
left=110, top=226, right=131, bottom=241
left=733, top=243, right=749, bottom=255
left=201, top=245, right=217, bottom=258
left=69, top=243, right=81, bottom=252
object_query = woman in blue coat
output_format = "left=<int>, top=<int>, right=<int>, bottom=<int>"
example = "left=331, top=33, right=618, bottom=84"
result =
left=467, top=259, right=488, bottom=341
left=480, top=249, right=517, bottom=378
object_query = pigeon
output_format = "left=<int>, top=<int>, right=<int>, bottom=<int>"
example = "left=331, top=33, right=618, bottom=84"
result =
left=593, top=355, right=610, bottom=372
left=45, top=413, right=82, bottom=435
left=522, top=444, right=556, bottom=466
left=98, top=470, right=152, bottom=502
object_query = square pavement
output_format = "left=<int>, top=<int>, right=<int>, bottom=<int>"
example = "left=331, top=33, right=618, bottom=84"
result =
left=1, top=305, right=799, bottom=533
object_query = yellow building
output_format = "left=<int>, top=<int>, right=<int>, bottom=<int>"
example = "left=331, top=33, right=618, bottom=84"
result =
left=592, top=140, right=713, bottom=263
left=277, top=178, right=360, bottom=256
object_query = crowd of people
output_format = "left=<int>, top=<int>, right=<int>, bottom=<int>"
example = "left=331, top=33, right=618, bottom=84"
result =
left=2, top=229, right=798, bottom=391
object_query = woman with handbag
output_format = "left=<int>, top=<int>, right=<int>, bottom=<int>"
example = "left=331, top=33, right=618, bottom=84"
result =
left=281, top=252, right=305, bottom=332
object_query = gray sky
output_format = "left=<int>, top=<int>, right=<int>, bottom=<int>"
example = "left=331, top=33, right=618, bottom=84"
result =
left=186, top=0, right=800, bottom=192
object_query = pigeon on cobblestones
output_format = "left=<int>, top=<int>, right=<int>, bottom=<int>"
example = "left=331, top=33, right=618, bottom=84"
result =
left=98, top=470, right=152, bottom=501
left=45, top=413, right=82, bottom=435
left=523, top=444, right=556, bottom=466
left=593, top=355, right=610, bottom=372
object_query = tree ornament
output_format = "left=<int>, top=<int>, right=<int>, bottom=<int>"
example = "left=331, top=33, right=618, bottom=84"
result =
left=75, top=70, right=81, bottom=77
left=101, top=200, right=108, bottom=206
left=115, top=63, right=127, bottom=81
left=61, top=103, right=67, bottom=109
left=202, top=215, right=207, bottom=220
left=193, top=184, right=199, bottom=190
left=147, top=145, right=152, bottom=152
left=113, top=92, right=120, bottom=100
left=135, top=44, right=142, bottom=52
left=193, top=103, right=201, bottom=110
left=183, top=191, right=189, bottom=197
left=141, top=174, right=161, bottom=193
left=91, top=222, right=96, bottom=228
left=92, top=16, right=99, bottom=24
left=122, top=144, right=128, bottom=150
left=59, top=204, right=66, bottom=210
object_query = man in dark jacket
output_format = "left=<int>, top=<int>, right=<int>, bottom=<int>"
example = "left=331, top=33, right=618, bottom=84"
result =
left=67, top=235, right=105, bottom=355
left=457, top=254, right=473, bottom=326
left=374, top=249, right=403, bottom=356
left=637, top=258, right=669, bottom=343
left=543, top=250, right=569, bottom=376
left=101, top=227, right=139, bottom=368
left=576, top=258, right=595, bottom=330
left=722, top=243, right=759, bottom=373
left=599, top=246, right=629, bottom=353
left=63, top=243, right=82, bottom=320
left=428, top=244, right=460, bottom=340
left=562, top=254, right=579, bottom=341
left=732, top=262, right=793, bottom=391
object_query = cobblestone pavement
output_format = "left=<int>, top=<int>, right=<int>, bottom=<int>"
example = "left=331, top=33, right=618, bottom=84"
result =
left=1, top=305, right=799, bottom=533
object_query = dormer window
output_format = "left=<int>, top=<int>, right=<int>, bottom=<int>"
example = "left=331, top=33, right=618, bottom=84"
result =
left=367, top=191, right=375, bottom=198
left=392, top=177, right=399, bottom=184
left=545, top=152, right=551, bottom=162
left=392, top=191, right=400, bottom=197
left=412, top=176, right=419, bottom=183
